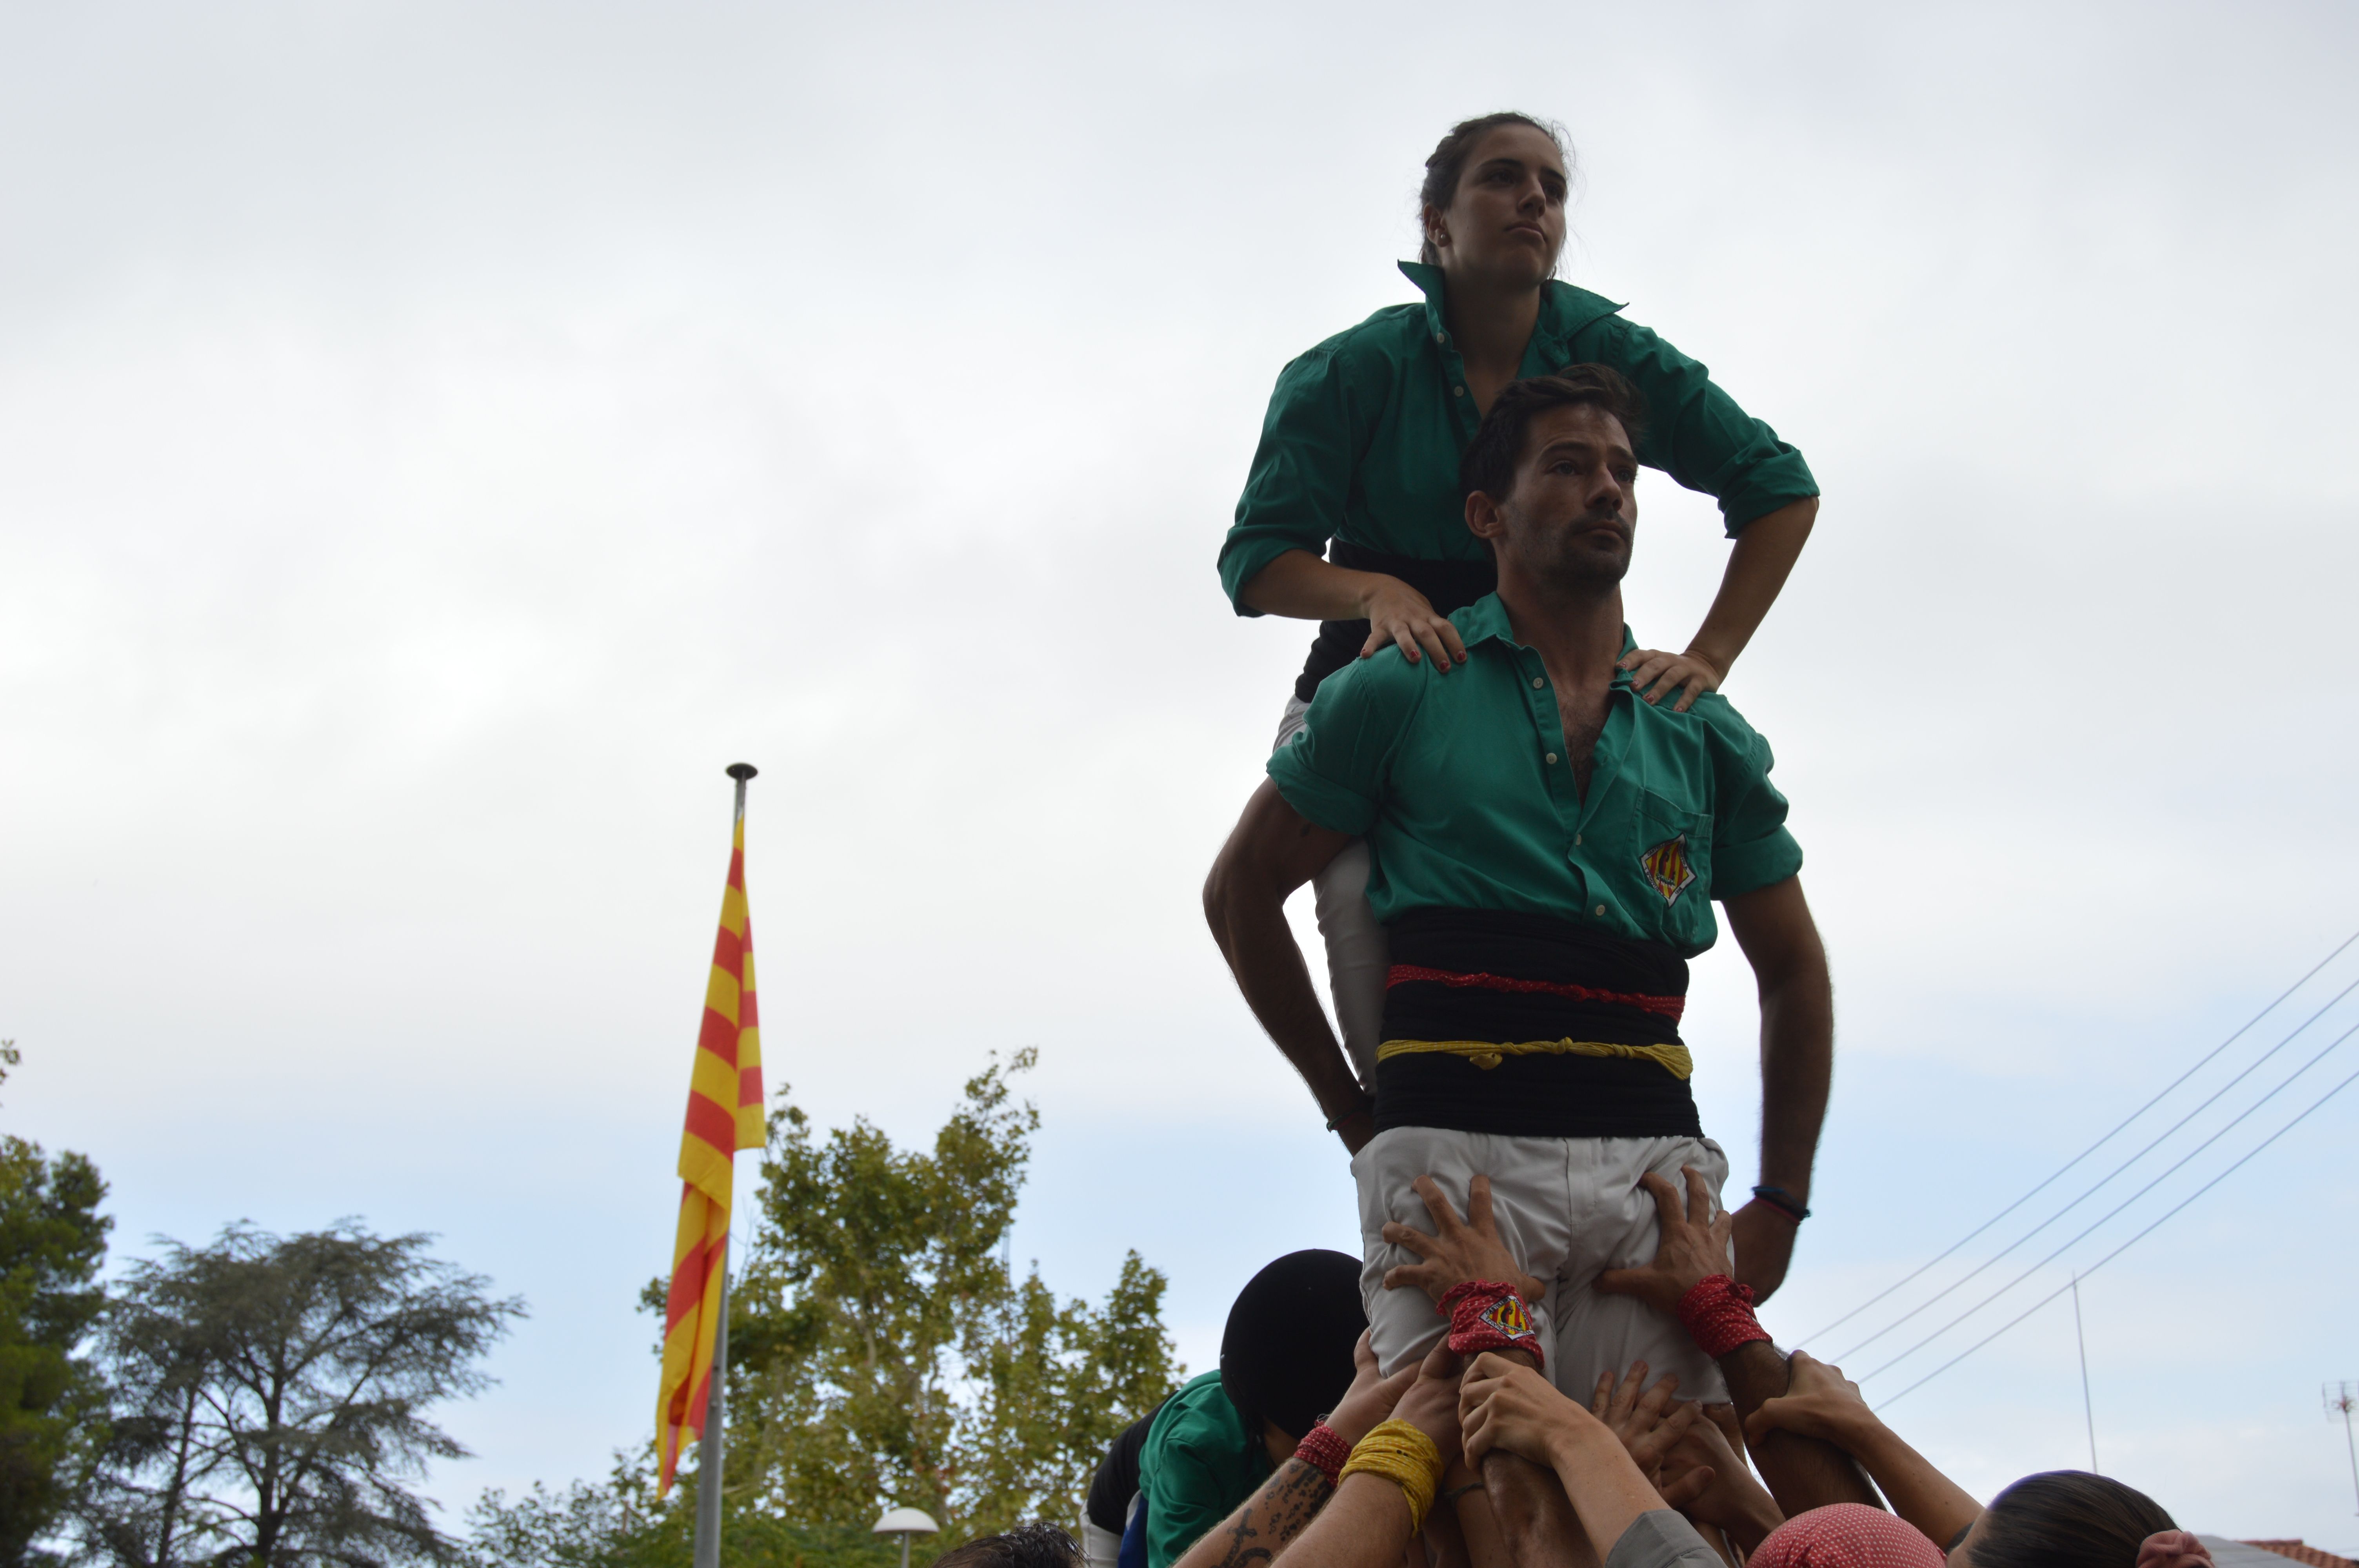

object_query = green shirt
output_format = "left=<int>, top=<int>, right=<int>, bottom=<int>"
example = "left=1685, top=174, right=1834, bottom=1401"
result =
left=1219, top=261, right=1818, bottom=614
left=1138, top=1371, right=1270, bottom=1568
left=1265, top=594, right=1802, bottom=957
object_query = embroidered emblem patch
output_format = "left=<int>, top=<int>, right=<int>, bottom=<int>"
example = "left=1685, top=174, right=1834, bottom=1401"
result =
left=1478, top=1294, right=1538, bottom=1343
left=1640, top=834, right=1696, bottom=906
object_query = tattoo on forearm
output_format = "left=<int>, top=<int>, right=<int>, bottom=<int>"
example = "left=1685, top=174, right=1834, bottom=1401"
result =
left=1208, top=1459, right=1334, bottom=1568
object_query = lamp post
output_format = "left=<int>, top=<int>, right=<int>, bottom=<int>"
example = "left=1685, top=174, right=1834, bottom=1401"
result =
left=874, top=1507, right=941, bottom=1568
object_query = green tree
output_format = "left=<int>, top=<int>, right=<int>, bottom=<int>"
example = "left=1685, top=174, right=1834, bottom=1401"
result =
left=79, top=1222, right=524, bottom=1568
left=470, top=1051, right=1180, bottom=1568
left=727, top=1049, right=1181, bottom=1541
left=0, top=1040, right=111, bottom=1567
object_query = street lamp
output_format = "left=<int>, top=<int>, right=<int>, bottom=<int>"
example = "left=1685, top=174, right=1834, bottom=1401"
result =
left=874, top=1507, right=941, bottom=1568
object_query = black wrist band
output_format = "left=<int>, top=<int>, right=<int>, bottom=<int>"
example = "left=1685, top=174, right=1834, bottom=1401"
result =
left=1752, top=1184, right=1810, bottom=1222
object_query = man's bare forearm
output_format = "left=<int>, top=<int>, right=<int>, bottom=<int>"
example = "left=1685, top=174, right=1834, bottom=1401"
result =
left=1171, top=1458, right=1336, bottom=1568
left=1204, top=865, right=1365, bottom=1119
left=1757, top=965, right=1832, bottom=1200
left=1717, top=1343, right=1879, bottom=1514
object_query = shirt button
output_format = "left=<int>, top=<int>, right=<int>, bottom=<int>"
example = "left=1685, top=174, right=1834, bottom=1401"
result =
left=1435, top=331, right=1445, bottom=343
left=1545, top=752, right=1558, bottom=764
left=1595, top=904, right=1607, bottom=917
left=1575, top=833, right=1583, bottom=845
left=1531, top=677, right=1544, bottom=689
left=1453, top=385, right=1464, bottom=397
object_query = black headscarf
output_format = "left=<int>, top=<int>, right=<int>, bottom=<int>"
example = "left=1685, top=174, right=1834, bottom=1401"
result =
left=1218, top=1249, right=1365, bottom=1444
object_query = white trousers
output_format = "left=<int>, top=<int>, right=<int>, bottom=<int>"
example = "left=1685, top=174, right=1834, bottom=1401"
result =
left=1274, top=695, right=1389, bottom=1087
left=1352, top=1125, right=1734, bottom=1403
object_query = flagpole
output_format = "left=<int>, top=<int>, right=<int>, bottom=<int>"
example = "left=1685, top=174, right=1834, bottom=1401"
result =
left=692, top=763, right=758, bottom=1568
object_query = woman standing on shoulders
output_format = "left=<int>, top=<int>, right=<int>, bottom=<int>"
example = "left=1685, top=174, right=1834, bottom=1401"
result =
left=1220, top=112, right=1821, bottom=1137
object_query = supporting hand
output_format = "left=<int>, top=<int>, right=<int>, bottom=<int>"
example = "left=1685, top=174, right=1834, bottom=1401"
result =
left=1588, top=1361, right=1697, bottom=1484
left=1358, top=577, right=1468, bottom=672
left=1594, top=1167, right=1734, bottom=1314
left=1381, top=1174, right=1548, bottom=1307
left=1615, top=647, right=1722, bottom=712
left=1325, top=1330, right=1421, bottom=1445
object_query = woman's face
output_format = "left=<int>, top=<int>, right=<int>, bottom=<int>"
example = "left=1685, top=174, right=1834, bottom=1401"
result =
left=1426, top=123, right=1569, bottom=292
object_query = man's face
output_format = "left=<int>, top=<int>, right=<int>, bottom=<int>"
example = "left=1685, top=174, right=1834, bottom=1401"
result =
left=1490, top=402, right=1638, bottom=589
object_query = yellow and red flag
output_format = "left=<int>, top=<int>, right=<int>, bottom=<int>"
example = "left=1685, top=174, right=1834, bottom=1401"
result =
left=654, top=806, right=765, bottom=1494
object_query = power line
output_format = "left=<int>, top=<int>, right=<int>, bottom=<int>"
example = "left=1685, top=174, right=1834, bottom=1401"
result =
left=1796, top=926, right=2359, bottom=1348
left=1828, top=970, right=2359, bottom=1363
left=1872, top=1052, right=2359, bottom=1409
left=1857, top=1014, right=2359, bottom=1386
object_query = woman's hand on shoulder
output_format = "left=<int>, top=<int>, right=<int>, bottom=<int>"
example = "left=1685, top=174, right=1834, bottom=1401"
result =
left=1617, top=648, right=1723, bottom=712
left=1358, top=577, right=1468, bottom=673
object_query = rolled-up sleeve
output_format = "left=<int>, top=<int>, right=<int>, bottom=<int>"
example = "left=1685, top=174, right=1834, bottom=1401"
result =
left=1265, top=655, right=1422, bottom=836
left=1594, top=316, right=1818, bottom=536
left=1708, top=717, right=1804, bottom=900
left=1219, top=348, right=1358, bottom=615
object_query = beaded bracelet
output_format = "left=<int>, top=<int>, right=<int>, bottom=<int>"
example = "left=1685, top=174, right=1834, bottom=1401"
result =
left=1338, top=1419, right=1445, bottom=1534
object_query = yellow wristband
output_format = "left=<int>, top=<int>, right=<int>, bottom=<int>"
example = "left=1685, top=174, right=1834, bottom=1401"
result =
left=1338, top=1418, right=1445, bottom=1534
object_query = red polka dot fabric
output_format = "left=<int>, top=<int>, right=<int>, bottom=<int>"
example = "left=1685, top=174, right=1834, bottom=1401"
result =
left=1750, top=1505, right=1945, bottom=1568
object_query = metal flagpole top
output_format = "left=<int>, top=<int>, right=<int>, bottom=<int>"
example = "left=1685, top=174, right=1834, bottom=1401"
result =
left=726, top=763, right=758, bottom=782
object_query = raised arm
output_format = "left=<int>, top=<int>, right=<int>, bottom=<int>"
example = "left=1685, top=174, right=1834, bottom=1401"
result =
left=1720, top=875, right=1832, bottom=1304
left=1203, top=780, right=1371, bottom=1151
left=1745, top=1352, right=1982, bottom=1548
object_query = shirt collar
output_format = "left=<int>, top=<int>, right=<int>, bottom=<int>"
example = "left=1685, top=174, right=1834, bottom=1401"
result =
left=1458, top=592, right=1640, bottom=686
left=1395, top=260, right=1625, bottom=359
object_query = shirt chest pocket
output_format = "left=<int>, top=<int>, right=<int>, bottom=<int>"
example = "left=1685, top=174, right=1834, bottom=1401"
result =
left=1634, top=790, right=1715, bottom=947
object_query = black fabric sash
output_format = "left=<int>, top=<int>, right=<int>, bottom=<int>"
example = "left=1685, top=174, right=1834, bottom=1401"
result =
left=1373, top=908, right=1701, bottom=1140
left=1294, top=542, right=1499, bottom=702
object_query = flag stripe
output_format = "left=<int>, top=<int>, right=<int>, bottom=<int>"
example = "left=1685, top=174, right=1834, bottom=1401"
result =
left=654, top=810, right=766, bottom=1495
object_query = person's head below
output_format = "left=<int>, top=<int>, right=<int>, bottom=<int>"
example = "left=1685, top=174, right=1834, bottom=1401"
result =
left=1948, top=1472, right=2180, bottom=1568
left=1458, top=365, right=1647, bottom=598
left=1419, top=112, right=1574, bottom=295
left=1219, top=1249, right=1365, bottom=1464
left=931, top=1522, right=1081, bottom=1568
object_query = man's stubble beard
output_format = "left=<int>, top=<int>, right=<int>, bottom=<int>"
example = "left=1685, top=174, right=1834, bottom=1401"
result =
left=1525, top=508, right=1632, bottom=595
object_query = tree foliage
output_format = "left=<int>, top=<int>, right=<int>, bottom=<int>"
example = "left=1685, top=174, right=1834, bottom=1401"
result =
left=468, top=1051, right=1180, bottom=1568
left=727, top=1049, right=1181, bottom=1541
left=0, top=1041, right=112, bottom=1566
left=79, top=1222, right=524, bottom=1568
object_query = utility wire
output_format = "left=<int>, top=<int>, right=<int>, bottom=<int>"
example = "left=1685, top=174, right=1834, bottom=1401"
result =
left=1856, top=1014, right=2359, bottom=1387
left=1797, top=926, right=2359, bottom=1348
left=1829, top=971, right=2359, bottom=1362
left=1873, top=1052, right=2359, bottom=1409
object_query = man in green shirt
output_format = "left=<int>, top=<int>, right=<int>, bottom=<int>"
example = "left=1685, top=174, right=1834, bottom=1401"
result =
left=1202, top=366, right=1834, bottom=1406
left=1134, top=1251, right=1363, bottom=1568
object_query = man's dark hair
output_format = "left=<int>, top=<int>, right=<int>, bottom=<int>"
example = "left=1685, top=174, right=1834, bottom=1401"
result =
left=1970, top=1472, right=2175, bottom=1568
left=932, top=1523, right=1082, bottom=1568
left=1457, top=365, right=1647, bottom=506
left=1418, top=113, right=1573, bottom=267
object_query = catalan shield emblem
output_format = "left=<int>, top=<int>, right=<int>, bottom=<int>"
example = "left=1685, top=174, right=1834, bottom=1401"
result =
left=1641, top=834, right=1695, bottom=906
left=1479, top=1294, right=1536, bottom=1343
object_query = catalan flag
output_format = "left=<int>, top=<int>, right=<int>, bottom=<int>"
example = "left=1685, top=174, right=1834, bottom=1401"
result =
left=654, top=791, right=765, bottom=1494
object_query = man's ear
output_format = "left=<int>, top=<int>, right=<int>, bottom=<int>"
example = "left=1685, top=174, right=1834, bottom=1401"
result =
left=1465, top=489, right=1506, bottom=550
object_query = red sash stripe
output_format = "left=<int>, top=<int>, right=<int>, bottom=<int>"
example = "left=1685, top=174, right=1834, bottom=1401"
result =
left=1385, top=963, right=1686, bottom=1024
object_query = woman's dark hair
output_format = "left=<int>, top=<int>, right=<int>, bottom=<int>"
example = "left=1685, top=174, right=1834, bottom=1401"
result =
left=1419, top=112, right=1573, bottom=266
left=1458, top=365, right=1647, bottom=504
left=1970, top=1472, right=2176, bottom=1568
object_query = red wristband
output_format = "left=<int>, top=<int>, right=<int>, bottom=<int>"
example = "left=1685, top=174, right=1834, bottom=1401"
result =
left=1676, top=1274, right=1772, bottom=1359
left=1437, top=1279, right=1545, bottom=1370
left=1294, top=1422, right=1349, bottom=1486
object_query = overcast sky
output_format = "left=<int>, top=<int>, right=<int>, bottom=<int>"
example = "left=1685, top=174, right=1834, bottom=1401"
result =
left=6, top=0, right=2359, bottom=1545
